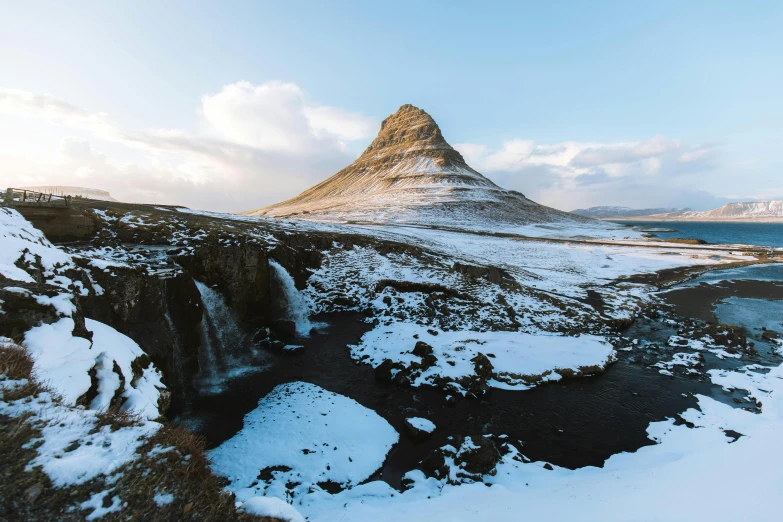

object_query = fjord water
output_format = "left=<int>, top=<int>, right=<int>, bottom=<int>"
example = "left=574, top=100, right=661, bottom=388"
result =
left=613, top=221, right=783, bottom=247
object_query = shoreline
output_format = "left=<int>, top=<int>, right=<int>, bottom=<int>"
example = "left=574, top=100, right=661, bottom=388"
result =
left=601, top=217, right=783, bottom=223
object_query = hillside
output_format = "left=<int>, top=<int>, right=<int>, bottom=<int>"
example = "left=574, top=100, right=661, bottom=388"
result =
left=246, top=105, right=591, bottom=232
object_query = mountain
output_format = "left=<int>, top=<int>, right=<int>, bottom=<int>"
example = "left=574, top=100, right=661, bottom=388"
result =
left=20, top=185, right=117, bottom=202
left=625, top=200, right=783, bottom=222
left=247, top=104, right=588, bottom=231
left=571, top=206, right=687, bottom=218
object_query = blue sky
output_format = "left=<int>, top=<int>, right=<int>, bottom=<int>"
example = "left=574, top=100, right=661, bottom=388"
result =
left=1, top=1, right=781, bottom=211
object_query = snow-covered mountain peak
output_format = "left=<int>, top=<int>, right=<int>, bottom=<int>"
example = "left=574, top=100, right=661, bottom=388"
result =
left=248, top=105, right=587, bottom=232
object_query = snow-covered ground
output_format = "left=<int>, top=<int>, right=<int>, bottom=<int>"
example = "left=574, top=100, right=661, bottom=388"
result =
left=4, top=202, right=781, bottom=521
left=0, top=207, right=74, bottom=283
left=361, top=225, right=748, bottom=297
left=352, top=322, right=615, bottom=392
left=209, top=382, right=399, bottom=504
left=282, top=359, right=783, bottom=522
left=0, top=373, right=160, bottom=488
left=25, top=317, right=165, bottom=418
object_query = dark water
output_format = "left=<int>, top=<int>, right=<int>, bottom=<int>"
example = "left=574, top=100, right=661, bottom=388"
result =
left=612, top=221, right=783, bottom=247
left=174, top=311, right=752, bottom=489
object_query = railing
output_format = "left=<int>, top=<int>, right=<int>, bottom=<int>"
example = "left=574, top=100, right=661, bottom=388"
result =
left=3, top=188, right=71, bottom=208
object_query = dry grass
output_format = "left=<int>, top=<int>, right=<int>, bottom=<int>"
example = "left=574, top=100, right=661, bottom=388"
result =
left=0, top=343, right=284, bottom=521
left=0, top=341, right=34, bottom=380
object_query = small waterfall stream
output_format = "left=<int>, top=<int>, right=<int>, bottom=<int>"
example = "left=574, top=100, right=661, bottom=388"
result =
left=194, top=280, right=261, bottom=394
left=269, top=260, right=313, bottom=336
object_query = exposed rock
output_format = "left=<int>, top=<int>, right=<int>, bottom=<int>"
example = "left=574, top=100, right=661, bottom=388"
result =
left=374, top=359, right=403, bottom=383
left=455, top=436, right=502, bottom=476
left=472, top=353, right=494, bottom=381
left=23, top=483, right=44, bottom=505
left=412, top=341, right=433, bottom=357
left=79, top=266, right=202, bottom=406
left=0, top=283, right=61, bottom=339
left=273, top=319, right=298, bottom=341
left=405, top=417, right=436, bottom=441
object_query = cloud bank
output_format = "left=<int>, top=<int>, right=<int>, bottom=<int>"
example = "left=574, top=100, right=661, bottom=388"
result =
left=455, top=136, right=724, bottom=211
left=0, top=82, right=376, bottom=212
left=0, top=83, right=744, bottom=212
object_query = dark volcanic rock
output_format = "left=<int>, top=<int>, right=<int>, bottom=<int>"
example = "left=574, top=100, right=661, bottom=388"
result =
left=471, top=353, right=494, bottom=380
left=412, top=341, right=433, bottom=357
left=78, top=264, right=202, bottom=406
left=273, top=319, right=298, bottom=341
left=374, top=359, right=403, bottom=383
left=455, top=437, right=502, bottom=476
left=404, top=418, right=435, bottom=441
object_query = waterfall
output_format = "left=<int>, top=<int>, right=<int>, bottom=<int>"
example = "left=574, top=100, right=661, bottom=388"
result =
left=269, top=260, right=313, bottom=336
left=194, top=280, right=260, bottom=393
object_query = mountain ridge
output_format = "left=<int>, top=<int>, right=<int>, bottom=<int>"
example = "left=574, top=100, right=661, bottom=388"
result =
left=572, top=206, right=688, bottom=218
left=246, top=104, right=589, bottom=231
left=610, top=200, right=783, bottom=222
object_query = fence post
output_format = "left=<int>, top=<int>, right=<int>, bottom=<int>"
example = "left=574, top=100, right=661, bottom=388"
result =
left=4, top=188, right=13, bottom=206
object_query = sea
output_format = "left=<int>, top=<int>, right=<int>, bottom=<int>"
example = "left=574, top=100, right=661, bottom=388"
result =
left=612, top=221, right=783, bottom=248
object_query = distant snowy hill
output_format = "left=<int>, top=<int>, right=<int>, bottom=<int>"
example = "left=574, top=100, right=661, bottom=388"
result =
left=20, top=185, right=117, bottom=202
left=246, top=104, right=594, bottom=233
left=571, top=206, right=686, bottom=218
left=629, top=200, right=783, bottom=222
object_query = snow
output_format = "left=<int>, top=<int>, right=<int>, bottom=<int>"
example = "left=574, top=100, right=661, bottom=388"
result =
left=209, top=382, right=398, bottom=503
left=352, top=323, right=616, bottom=391
left=363, top=225, right=740, bottom=297
left=296, top=360, right=783, bottom=522
left=153, top=492, right=175, bottom=506
left=24, top=317, right=165, bottom=418
left=0, top=207, right=73, bottom=283
left=240, top=496, right=305, bottom=522
left=81, top=490, right=122, bottom=520
left=34, top=291, right=77, bottom=316
left=0, top=386, right=159, bottom=487
left=407, top=417, right=436, bottom=434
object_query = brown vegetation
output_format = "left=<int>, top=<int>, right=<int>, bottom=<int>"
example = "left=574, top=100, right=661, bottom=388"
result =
left=0, top=343, right=283, bottom=521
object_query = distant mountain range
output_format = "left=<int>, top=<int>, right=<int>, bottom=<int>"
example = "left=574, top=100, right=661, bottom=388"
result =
left=571, top=206, right=687, bottom=218
left=578, top=201, right=783, bottom=222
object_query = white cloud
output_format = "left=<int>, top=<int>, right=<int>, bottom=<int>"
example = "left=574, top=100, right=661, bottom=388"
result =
left=0, top=82, right=378, bottom=211
left=303, top=106, right=376, bottom=142
left=199, top=81, right=375, bottom=152
left=0, top=88, right=116, bottom=139
left=454, top=135, right=719, bottom=210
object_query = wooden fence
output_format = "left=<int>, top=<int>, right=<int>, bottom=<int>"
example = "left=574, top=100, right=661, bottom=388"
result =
left=3, top=188, right=71, bottom=208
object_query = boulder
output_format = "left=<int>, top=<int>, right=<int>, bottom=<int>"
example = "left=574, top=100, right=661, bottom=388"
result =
left=405, top=417, right=436, bottom=440
left=471, top=353, right=494, bottom=381
left=412, top=341, right=433, bottom=357
left=273, top=319, right=297, bottom=341
left=455, top=437, right=502, bottom=476
left=374, top=359, right=403, bottom=383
